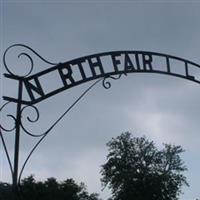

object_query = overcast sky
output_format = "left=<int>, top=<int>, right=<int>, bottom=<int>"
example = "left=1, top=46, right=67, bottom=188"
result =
left=1, top=1, right=200, bottom=200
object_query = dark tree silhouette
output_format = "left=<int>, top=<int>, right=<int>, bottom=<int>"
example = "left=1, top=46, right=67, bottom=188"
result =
left=0, top=182, right=13, bottom=200
left=0, top=175, right=101, bottom=200
left=101, top=132, right=188, bottom=200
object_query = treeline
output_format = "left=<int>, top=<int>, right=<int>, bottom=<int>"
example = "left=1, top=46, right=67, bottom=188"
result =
left=0, top=175, right=101, bottom=200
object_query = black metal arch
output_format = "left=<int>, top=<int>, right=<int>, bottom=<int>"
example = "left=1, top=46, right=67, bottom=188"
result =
left=3, top=49, right=200, bottom=106
left=1, top=44, right=200, bottom=199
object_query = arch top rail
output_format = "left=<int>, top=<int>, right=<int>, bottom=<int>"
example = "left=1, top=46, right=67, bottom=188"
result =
left=3, top=46, right=200, bottom=105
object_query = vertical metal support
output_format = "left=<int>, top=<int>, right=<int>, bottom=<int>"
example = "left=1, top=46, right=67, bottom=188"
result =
left=13, top=80, right=23, bottom=195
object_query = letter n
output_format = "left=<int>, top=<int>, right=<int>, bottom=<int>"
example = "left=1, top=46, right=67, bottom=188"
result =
left=24, top=77, right=44, bottom=101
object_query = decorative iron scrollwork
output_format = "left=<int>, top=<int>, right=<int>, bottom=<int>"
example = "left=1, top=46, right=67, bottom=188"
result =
left=3, top=44, right=58, bottom=77
left=20, top=105, right=47, bottom=137
left=102, top=73, right=127, bottom=89
left=0, top=102, right=17, bottom=132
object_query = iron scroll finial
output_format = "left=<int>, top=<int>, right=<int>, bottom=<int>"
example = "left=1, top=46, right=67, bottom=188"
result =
left=0, top=102, right=17, bottom=132
left=3, top=44, right=58, bottom=77
left=102, top=74, right=126, bottom=89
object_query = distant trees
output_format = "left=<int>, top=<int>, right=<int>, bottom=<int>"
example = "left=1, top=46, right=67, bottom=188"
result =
left=0, top=175, right=101, bottom=200
left=101, top=132, right=188, bottom=200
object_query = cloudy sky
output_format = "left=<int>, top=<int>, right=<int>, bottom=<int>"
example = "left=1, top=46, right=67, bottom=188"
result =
left=1, top=1, right=200, bottom=199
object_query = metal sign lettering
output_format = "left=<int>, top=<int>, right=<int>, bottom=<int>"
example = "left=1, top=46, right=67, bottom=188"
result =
left=3, top=50, right=199, bottom=105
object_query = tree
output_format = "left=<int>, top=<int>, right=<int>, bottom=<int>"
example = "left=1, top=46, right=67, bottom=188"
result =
left=0, top=182, right=13, bottom=200
left=0, top=175, right=101, bottom=200
left=101, top=132, right=188, bottom=200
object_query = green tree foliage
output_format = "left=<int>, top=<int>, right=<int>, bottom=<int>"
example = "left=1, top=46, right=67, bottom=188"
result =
left=0, top=175, right=101, bottom=200
left=0, top=182, right=14, bottom=200
left=101, top=132, right=188, bottom=200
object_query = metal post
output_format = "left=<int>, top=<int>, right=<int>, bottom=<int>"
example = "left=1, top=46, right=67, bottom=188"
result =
left=13, top=80, right=23, bottom=197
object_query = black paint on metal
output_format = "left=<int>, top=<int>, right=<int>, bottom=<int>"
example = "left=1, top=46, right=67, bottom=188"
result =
left=13, top=80, right=23, bottom=192
left=3, top=51, right=199, bottom=105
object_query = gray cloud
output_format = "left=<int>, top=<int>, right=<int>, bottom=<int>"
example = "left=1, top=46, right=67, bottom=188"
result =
left=1, top=1, right=200, bottom=199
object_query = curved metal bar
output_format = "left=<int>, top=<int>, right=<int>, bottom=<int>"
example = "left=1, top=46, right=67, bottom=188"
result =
left=20, top=105, right=46, bottom=137
left=0, top=102, right=17, bottom=132
left=12, top=50, right=200, bottom=106
left=3, top=44, right=58, bottom=77
left=67, top=50, right=200, bottom=69
left=18, top=78, right=103, bottom=183
left=0, top=129, right=14, bottom=177
left=102, top=74, right=125, bottom=89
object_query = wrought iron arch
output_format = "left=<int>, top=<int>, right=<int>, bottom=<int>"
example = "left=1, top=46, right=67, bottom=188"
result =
left=1, top=44, right=200, bottom=197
